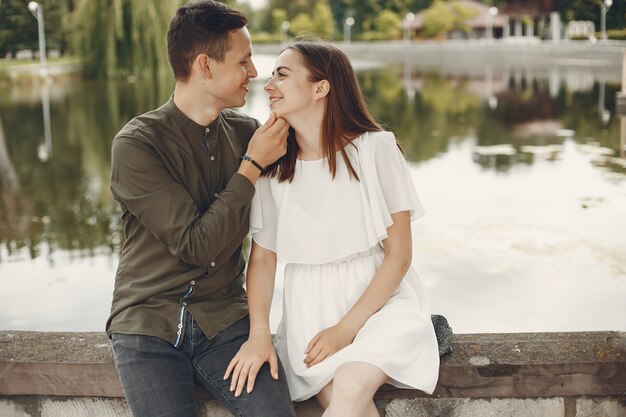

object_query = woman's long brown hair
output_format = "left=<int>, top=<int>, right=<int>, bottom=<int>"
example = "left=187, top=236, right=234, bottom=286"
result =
left=263, top=39, right=382, bottom=182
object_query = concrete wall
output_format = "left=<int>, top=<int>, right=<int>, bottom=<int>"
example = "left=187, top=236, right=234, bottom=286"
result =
left=1, top=331, right=624, bottom=416
left=255, top=40, right=626, bottom=67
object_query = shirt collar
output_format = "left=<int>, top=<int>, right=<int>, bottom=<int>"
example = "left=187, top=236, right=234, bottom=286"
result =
left=162, top=95, right=220, bottom=136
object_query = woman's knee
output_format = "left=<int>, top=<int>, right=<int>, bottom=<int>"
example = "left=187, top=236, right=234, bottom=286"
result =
left=331, top=373, right=373, bottom=402
left=330, top=363, right=387, bottom=402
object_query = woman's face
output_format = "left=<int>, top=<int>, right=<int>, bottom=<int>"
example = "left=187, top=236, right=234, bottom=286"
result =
left=264, top=49, right=320, bottom=121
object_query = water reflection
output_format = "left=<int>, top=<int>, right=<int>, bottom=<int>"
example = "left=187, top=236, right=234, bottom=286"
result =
left=0, top=57, right=624, bottom=333
left=0, top=114, right=31, bottom=253
left=38, top=80, right=53, bottom=162
left=388, top=60, right=623, bottom=174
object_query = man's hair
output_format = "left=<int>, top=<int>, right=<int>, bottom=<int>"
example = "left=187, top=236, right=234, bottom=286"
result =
left=167, top=0, right=247, bottom=81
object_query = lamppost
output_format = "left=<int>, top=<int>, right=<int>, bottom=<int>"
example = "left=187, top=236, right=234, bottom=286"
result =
left=344, top=17, right=355, bottom=43
left=280, top=21, right=290, bottom=45
left=28, top=2, right=47, bottom=70
left=487, top=7, right=498, bottom=41
left=601, top=0, right=613, bottom=41
left=404, top=12, right=415, bottom=43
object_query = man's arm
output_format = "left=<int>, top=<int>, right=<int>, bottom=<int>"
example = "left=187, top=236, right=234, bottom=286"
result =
left=111, top=138, right=253, bottom=267
left=110, top=114, right=288, bottom=268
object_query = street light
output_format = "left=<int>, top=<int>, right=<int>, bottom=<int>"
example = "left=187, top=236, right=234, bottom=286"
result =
left=280, top=21, right=290, bottom=45
left=487, top=7, right=498, bottom=41
left=601, top=0, right=613, bottom=41
left=28, top=1, right=47, bottom=69
left=344, top=17, right=355, bottom=43
left=404, top=12, right=415, bottom=43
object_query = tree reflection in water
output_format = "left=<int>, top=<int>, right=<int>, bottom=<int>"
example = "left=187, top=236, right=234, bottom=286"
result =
left=0, top=64, right=622, bottom=263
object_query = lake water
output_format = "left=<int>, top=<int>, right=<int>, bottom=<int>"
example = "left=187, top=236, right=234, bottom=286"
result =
left=1, top=54, right=625, bottom=334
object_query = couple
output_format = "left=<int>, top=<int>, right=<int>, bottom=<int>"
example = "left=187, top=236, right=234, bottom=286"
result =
left=107, top=1, right=440, bottom=417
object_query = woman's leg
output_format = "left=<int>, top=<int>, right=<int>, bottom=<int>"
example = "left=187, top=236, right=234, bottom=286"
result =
left=316, top=381, right=333, bottom=409
left=322, top=362, right=388, bottom=417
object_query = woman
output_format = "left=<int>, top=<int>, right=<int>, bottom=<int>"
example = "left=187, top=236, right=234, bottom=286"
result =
left=225, top=39, right=439, bottom=417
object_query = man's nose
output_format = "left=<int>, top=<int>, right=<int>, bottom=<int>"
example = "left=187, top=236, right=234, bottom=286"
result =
left=248, top=61, right=258, bottom=79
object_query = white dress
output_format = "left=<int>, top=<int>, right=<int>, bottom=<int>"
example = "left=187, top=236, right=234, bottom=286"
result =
left=250, top=131, right=440, bottom=401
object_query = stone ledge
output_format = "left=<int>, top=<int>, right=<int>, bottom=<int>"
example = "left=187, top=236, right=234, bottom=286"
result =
left=0, top=331, right=624, bottom=400
left=3, top=396, right=624, bottom=417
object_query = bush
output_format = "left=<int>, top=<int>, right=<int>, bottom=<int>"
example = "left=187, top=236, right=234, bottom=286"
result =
left=596, top=29, right=626, bottom=41
left=359, top=31, right=388, bottom=41
left=251, top=32, right=281, bottom=43
left=570, top=34, right=594, bottom=41
left=608, top=29, right=626, bottom=40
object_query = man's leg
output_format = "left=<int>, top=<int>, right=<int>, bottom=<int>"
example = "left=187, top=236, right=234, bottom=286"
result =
left=191, top=316, right=296, bottom=417
left=111, top=333, right=197, bottom=417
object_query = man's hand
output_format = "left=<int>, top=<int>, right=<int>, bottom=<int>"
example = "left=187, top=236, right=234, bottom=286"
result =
left=247, top=112, right=289, bottom=168
left=303, top=323, right=355, bottom=368
left=224, top=332, right=279, bottom=397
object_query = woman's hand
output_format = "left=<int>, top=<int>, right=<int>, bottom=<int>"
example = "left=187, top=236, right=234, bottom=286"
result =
left=304, top=323, right=356, bottom=368
left=224, top=332, right=279, bottom=397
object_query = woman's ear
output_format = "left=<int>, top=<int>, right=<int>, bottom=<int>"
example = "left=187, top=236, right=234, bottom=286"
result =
left=314, top=80, right=330, bottom=100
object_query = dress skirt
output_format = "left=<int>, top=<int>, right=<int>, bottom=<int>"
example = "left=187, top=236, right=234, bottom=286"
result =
left=273, top=247, right=440, bottom=401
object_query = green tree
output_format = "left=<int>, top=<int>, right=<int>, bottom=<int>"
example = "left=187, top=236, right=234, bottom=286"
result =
left=421, top=0, right=476, bottom=39
left=408, top=0, right=435, bottom=12
left=271, top=8, right=288, bottom=35
left=312, top=2, right=335, bottom=38
left=266, top=0, right=314, bottom=20
left=68, top=0, right=183, bottom=78
left=328, top=0, right=350, bottom=34
left=290, top=13, right=315, bottom=35
left=0, top=0, right=71, bottom=58
left=353, top=0, right=381, bottom=35
left=555, top=0, right=626, bottom=31
left=450, top=1, right=478, bottom=33
left=375, top=9, right=401, bottom=39
left=421, top=1, right=453, bottom=38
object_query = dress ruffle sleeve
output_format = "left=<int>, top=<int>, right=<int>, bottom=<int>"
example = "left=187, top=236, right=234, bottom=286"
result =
left=249, top=176, right=278, bottom=252
left=357, top=131, right=425, bottom=244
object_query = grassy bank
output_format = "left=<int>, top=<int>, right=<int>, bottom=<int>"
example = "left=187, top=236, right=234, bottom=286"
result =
left=0, top=56, right=80, bottom=69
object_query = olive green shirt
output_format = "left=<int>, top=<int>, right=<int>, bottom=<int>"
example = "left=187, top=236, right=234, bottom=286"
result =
left=107, top=97, right=260, bottom=346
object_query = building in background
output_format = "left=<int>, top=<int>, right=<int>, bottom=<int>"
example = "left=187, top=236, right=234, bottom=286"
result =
left=500, top=0, right=557, bottom=39
left=401, top=0, right=561, bottom=41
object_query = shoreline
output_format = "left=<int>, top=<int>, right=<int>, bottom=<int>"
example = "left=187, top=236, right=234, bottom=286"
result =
left=2, top=39, right=625, bottom=82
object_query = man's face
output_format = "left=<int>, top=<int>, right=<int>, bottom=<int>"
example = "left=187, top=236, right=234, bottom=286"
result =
left=208, top=27, right=257, bottom=109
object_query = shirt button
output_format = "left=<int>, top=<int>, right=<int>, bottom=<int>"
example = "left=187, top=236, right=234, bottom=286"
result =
left=213, top=193, right=218, bottom=198
left=178, top=324, right=183, bottom=329
left=205, top=128, right=210, bottom=133
left=210, top=156, right=215, bottom=161
left=190, top=280, right=196, bottom=286
left=177, top=331, right=181, bottom=335
left=210, top=262, right=215, bottom=267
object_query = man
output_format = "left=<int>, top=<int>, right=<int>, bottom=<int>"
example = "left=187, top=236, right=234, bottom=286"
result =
left=107, top=2, right=294, bottom=416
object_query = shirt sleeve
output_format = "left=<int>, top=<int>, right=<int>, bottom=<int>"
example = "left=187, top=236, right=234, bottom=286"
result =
left=110, top=136, right=255, bottom=267
left=360, top=131, right=425, bottom=242
left=249, top=176, right=277, bottom=252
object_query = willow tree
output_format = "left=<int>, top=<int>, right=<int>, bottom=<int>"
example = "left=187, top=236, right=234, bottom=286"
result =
left=69, top=0, right=184, bottom=78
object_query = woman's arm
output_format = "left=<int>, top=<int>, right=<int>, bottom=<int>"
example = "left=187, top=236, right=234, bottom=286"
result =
left=304, top=210, right=412, bottom=367
left=224, top=241, right=279, bottom=396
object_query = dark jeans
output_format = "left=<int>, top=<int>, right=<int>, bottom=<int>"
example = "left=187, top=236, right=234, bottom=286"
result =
left=111, top=314, right=295, bottom=417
